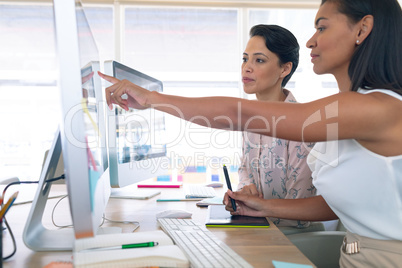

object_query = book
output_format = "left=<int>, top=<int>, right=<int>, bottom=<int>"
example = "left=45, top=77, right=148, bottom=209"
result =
left=73, top=230, right=189, bottom=268
left=205, top=205, right=270, bottom=228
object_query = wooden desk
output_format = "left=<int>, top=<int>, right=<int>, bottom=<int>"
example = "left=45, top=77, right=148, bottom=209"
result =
left=2, top=185, right=315, bottom=268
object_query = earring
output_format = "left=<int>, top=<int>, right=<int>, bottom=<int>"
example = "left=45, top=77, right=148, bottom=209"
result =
left=356, top=40, right=360, bottom=44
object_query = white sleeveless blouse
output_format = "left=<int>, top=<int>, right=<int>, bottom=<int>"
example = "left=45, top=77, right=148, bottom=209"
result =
left=308, top=89, right=402, bottom=240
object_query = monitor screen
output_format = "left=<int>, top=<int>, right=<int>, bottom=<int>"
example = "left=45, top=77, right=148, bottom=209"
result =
left=23, top=0, right=110, bottom=251
left=81, top=62, right=108, bottom=172
left=105, top=61, right=169, bottom=188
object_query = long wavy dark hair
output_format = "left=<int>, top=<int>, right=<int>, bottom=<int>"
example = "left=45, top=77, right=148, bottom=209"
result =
left=321, top=0, right=402, bottom=95
left=249, top=24, right=299, bottom=88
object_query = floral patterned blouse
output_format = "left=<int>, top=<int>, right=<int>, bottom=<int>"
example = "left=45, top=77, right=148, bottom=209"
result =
left=238, top=89, right=316, bottom=227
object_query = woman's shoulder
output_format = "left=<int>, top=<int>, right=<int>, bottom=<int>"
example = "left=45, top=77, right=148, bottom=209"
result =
left=355, top=89, right=402, bottom=114
left=319, top=89, right=401, bottom=108
left=357, top=88, right=402, bottom=101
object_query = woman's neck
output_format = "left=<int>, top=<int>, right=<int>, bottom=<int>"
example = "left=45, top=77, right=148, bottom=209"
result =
left=333, top=68, right=352, bottom=92
left=336, top=78, right=352, bottom=92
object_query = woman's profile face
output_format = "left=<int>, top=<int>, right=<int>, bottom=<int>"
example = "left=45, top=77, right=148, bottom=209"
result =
left=242, top=36, right=285, bottom=100
left=306, top=2, right=359, bottom=78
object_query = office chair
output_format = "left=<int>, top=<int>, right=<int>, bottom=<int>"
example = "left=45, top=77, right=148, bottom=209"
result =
left=287, top=230, right=346, bottom=268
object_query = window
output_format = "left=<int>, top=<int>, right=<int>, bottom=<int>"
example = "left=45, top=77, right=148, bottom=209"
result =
left=248, top=9, right=338, bottom=102
left=0, top=4, right=57, bottom=180
left=123, top=6, right=241, bottom=169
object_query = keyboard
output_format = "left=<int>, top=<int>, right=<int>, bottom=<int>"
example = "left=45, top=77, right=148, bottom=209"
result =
left=158, top=218, right=253, bottom=268
left=184, top=185, right=216, bottom=198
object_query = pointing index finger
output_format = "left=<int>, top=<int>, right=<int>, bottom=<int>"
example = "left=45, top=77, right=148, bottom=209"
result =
left=97, top=71, right=120, bottom=84
left=98, top=71, right=121, bottom=110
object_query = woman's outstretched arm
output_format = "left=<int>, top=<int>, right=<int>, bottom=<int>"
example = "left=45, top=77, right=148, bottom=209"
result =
left=99, top=71, right=402, bottom=153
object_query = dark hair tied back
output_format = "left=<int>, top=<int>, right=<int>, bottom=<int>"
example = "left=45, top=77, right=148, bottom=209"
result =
left=249, top=24, right=299, bottom=88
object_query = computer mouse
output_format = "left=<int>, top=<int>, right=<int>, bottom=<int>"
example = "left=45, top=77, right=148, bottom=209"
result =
left=156, top=209, right=193, bottom=219
left=205, top=182, right=224, bottom=188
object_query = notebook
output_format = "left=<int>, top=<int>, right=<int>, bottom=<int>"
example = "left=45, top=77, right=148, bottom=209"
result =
left=205, top=205, right=270, bottom=228
left=73, top=231, right=189, bottom=268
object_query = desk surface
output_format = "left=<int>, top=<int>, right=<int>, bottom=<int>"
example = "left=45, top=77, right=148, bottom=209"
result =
left=2, top=184, right=315, bottom=268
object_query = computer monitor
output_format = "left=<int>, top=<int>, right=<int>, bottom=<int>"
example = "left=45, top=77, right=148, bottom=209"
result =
left=104, top=61, right=169, bottom=188
left=23, top=0, right=110, bottom=251
left=81, top=61, right=109, bottom=172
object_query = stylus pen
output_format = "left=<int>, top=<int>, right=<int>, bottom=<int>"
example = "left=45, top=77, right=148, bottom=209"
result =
left=223, top=165, right=236, bottom=211
left=80, top=241, right=159, bottom=252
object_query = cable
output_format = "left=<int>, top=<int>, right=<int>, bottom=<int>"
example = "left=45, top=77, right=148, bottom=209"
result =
left=1, top=174, right=65, bottom=206
left=49, top=194, right=140, bottom=233
left=51, top=195, right=72, bottom=229
left=1, top=174, right=65, bottom=261
left=44, top=174, right=65, bottom=184
left=102, top=215, right=140, bottom=233
left=2, top=218, right=16, bottom=260
left=51, top=204, right=141, bottom=232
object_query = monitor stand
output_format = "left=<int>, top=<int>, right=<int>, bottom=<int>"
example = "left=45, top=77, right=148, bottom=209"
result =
left=23, top=128, right=75, bottom=251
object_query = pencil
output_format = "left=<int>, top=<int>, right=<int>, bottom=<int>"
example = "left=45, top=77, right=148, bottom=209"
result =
left=0, top=191, right=19, bottom=219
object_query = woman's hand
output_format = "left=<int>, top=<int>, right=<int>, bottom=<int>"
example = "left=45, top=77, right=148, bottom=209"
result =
left=223, top=184, right=262, bottom=209
left=223, top=185, right=268, bottom=217
left=225, top=190, right=270, bottom=217
left=98, top=71, right=152, bottom=111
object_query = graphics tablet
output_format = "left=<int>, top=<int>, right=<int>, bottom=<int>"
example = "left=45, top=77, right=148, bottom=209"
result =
left=205, top=205, right=270, bottom=228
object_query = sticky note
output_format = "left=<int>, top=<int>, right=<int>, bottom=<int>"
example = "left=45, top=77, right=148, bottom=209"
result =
left=272, top=260, right=313, bottom=268
left=196, top=166, right=206, bottom=173
left=157, top=175, right=171, bottom=181
left=211, top=174, right=219, bottom=181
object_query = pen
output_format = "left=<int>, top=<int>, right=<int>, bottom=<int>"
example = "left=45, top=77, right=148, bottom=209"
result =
left=80, top=241, right=159, bottom=252
left=0, top=191, right=19, bottom=220
left=223, top=165, right=236, bottom=211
